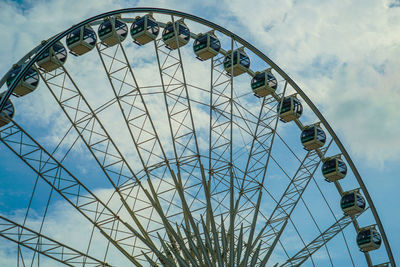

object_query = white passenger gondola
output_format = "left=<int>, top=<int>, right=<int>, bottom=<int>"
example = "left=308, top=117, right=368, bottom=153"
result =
left=66, top=25, right=97, bottom=56
left=98, top=16, right=128, bottom=47
left=277, top=94, right=303, bottom=122
left=6, top=65, right=39, bottom=97
left=322, top=155, right=347, bottom=182
left=340, top=189, right=366, bottom=216
left=300, top=123, right=326, bottom=150
left=0, top=94, right=14, bottom=127
left=162, top=20, right=190, bottom=50
left=223, top=48, right=250, bottom=76
left=36, top=41, right=67, bottom=72
left=193, top=31, right=221, bottom=61
left=357, top=225, right=382, bottom=252
left=131, top=14, right=159, bottom=45
left=251, top=69, right=277, bottom=97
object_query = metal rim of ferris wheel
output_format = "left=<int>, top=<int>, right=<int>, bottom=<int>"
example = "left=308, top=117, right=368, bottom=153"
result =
left=0, top=7, right=395, bottom=267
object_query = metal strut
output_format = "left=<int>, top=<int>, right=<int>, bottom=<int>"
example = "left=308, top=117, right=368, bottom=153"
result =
left=0, top=121, right=159, bottom=266
left=96, top=39, right=207, bottom=263
left=281, top=212, right=365, bottom=267
left=0, top=8, right=394, bottom=267
left=257, top=140, right=332, bottom=263
left=238, top=84, right=289, bottom=266
left=0, top=215, right=109, bottom=267
left=153, top=16, right=207, bottom=225
left=37, top=65, right=182, bottom=263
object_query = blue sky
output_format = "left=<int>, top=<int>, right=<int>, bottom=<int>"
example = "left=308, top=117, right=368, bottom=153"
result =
left=0, top=0, right=399, bottom=266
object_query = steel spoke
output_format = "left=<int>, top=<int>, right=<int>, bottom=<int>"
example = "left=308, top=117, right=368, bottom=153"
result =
left=258, top=140, right=332, bottom=263
left=0, top=215, right=109, bottom=267
left=281, top=211, right=365, bottom=267
left=0, top=121, right=155, bottom=266
left=0, top=8, right=394, bottom=267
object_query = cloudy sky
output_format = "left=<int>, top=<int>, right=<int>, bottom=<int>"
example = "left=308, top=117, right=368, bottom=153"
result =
left=0, top=0, right=399, bottom=266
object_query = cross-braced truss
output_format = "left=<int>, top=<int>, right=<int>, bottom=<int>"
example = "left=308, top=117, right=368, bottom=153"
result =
left=0, top=121, right=157, bottom=265
left=282, top=211, right=365, bottom=267
left=0, top=9, right=394, bottom=267
left=0, top=215, right=108, bottom=266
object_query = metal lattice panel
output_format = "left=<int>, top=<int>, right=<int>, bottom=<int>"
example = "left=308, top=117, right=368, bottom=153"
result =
left=0, top=8, right=394, bottom=267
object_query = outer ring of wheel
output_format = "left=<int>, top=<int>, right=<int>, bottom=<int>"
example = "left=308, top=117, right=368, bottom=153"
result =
left=0, top=7, right=395, bottom=266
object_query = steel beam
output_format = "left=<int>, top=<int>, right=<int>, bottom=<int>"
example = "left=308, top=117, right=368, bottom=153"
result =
left=282, top=212, right=363, bottom=267
left=0, top=215, right=108, bottom=267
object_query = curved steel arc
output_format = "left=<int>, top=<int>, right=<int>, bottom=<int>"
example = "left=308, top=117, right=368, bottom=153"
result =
left=0, top=7, right=394, bottom=266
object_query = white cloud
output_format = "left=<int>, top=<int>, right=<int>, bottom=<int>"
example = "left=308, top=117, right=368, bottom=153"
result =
left=210, top=0, right=400, bottom=165
left=0, top=0, right=399, bottom=265
left=2, top=0, right=399, bottom=164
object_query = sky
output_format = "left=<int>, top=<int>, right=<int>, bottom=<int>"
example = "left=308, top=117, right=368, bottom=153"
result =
left=0, top=0, right=399, bottom=266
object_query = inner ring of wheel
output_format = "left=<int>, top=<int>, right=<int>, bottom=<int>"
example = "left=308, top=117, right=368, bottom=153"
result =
left=0, top=7, right=394, bottom=265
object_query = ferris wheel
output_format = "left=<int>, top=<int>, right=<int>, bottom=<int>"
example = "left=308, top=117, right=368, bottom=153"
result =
left=0, top=7, right=395, bottom=267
